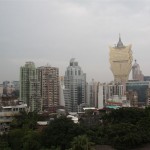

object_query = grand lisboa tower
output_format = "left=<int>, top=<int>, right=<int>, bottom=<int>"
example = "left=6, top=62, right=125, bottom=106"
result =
left=109, top=35, right=133, bottom=83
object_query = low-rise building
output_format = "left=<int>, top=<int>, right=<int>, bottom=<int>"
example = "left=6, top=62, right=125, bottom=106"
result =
left=0, top=103, right=27, bottom=133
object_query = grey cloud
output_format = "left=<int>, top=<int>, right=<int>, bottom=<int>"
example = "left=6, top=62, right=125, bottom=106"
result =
left=0, top=0, right=150, bottom=82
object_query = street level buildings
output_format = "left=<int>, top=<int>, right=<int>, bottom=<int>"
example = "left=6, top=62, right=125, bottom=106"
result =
left=97, top=82, right=127, bottom=109
left=109, top=36, right=133, bottom=84
left=104, top=82, right=126, bottom=106
left=0, top=103, right=27, bottom=133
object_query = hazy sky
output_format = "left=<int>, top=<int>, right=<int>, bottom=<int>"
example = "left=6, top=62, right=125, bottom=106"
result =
left=0, top=0, right=150, bottom=83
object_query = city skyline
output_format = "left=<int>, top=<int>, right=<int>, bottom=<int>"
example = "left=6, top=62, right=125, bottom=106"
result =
left=1, top=0, right=150, bottom=83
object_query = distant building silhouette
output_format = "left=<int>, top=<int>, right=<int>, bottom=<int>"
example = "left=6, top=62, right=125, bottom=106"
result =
left=144, top=76, right=150, bottom=81
left=132, top=60, right=144, bottom=81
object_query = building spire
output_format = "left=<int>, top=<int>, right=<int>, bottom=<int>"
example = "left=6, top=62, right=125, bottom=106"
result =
left=117, top=33, right=124, bottom=48
left=119, top=33, right=121, bottom=40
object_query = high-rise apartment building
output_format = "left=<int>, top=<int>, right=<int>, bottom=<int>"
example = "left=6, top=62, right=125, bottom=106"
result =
left=20, top=62, right=42, bottom=112
left=64, top=58, right=86, bottom=112
left=86, top=79, right=98, bottom=107
left=37, top=66, right=59, bottom=109
left=109, top=35, right=133, bottom=83
left=132, top=60, right=144, bottom=81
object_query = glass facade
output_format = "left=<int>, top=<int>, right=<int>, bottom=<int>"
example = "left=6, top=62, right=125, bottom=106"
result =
left=126, top=81, right=150, bottom=105
left=144, top=76, right=150, bottom=81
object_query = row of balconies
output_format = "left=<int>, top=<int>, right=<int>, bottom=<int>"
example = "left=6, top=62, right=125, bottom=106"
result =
left=0, top=117, right=13, bottom=123
left=0, top=111, right=20, bottom=124
left=0, top=111, right=19, bottom=117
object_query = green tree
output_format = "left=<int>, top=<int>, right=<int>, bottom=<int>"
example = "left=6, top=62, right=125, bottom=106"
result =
left=42, top=116, right=85, bottom=150
left=71, top=135, right=94, bottom=150
left=22, top=130, right=41, bottom=150
left=0, top=134, right=10, bottom=150
left=102, top=107, right=145, bottom=125
left=8, top=129, right=42, bottom=150
left=8, top=129, right=24, bottom=150
left=106, top=123, right=142, bottom=149
left=10, top=111, right=38, bottom=129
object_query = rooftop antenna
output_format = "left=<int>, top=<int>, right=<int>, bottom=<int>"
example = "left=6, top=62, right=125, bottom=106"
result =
left=119, top=33, right=121, bottom=40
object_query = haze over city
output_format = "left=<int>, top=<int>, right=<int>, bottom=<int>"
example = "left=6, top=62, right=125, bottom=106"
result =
left=1, top=0, right=150, bottom=83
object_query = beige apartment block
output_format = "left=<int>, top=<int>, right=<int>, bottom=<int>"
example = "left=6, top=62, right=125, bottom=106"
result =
left=109, top=36, right=133, bottom=83
left=37, top=66, right=59, bottom=108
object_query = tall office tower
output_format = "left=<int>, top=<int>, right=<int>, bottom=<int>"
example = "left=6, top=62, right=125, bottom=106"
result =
left=132, top=60, right=144, bottom=81
left=86, top=79, right=98, bottom=107
left=20, top=62, right=42, bottom=112
left=37, top=66, right=59, bottom=109
left=97, top=83, right=105, bottom=109
left=64, top=58, right=86, bottom=112
left=59, top=76, right=65, bottom=106
left=109, top=35, right=133, bottom=83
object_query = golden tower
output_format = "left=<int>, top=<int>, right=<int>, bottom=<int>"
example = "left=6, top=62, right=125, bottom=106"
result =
left=109, top=35, right=133, bottom=83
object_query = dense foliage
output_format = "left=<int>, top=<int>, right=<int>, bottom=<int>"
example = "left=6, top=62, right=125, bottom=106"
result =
left=1, top=107, right=150, bottom=150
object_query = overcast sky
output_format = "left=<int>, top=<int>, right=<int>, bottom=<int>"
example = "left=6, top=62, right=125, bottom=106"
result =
left=0, top=0, right=150, bottom=83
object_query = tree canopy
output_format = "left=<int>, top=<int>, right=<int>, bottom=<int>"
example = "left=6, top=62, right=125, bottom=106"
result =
left=1, top=107, right=150, bottom=150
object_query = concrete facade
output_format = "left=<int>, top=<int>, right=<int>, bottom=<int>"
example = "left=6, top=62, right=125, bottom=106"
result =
left=86, top=80, right=98, bottom=107
left=20, top=62, right=42, bottom=112
left=37, top=66, right=59, bottom=108
left=97, top=82, right=126, bottom=108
